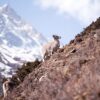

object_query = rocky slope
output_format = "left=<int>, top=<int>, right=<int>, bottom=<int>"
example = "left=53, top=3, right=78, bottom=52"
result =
left=5, top=17, right=100, bottom=100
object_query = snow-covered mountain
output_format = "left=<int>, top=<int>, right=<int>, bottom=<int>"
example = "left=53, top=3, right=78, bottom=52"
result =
left=0, top=4, right=47, bottom=78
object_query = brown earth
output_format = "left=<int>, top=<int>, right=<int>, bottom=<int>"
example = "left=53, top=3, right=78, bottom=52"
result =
left=4, top=17, right=100, bottom=100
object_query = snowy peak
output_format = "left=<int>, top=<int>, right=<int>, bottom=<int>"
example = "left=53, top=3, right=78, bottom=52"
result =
left=0, top=4, right=47, bottom=77
left=0, top=4, right=8, bottom=12
left=0, top=4, right=11, bottom=12
left=0, top=4, right=20, bottom=19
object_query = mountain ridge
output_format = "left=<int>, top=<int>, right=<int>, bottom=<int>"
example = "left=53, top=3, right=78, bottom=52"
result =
left=0, top=4, right=47, bottom=77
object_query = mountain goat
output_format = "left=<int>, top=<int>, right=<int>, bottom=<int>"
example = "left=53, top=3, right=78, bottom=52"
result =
left=42, top=35, right=61, bottom=61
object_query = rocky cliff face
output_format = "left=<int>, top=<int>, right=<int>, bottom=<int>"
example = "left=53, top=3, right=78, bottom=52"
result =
left=5, top=17, right=100, bottom=100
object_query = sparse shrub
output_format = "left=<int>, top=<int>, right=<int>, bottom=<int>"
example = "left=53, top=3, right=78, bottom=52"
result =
left=16, top=59, right=41, bottom=82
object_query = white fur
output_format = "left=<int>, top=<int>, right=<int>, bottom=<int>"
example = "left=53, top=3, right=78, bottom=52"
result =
left=42, top=35, right=61, bottom=61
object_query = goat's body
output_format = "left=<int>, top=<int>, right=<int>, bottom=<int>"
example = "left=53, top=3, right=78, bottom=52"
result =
left=42, top=35, right=61, bottom=61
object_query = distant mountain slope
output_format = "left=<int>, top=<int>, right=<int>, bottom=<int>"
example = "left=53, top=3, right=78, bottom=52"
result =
left=0, top=4, right=47, bottom=77
left=6, top=17, right=100, bottom=100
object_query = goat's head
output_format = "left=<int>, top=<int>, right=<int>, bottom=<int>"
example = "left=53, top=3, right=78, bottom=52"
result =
left=53, top=35, right=61, bottom=40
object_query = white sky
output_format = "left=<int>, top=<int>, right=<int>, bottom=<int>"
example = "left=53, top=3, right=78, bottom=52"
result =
left=35, top=0, right=100, bottom=24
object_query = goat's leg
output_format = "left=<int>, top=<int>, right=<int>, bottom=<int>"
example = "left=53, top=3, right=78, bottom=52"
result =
left=50, top=50, right=53, bottom=56
left=43, top=52, right=47, bottom=61
left=42, top=54, right=45, bottom=62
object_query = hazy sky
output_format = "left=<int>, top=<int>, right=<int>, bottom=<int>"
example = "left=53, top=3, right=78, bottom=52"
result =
left=0, top=0, right=100, bottom=45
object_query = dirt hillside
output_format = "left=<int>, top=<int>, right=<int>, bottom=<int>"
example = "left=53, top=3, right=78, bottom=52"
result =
left=5, top=17, right=100, bottom=100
